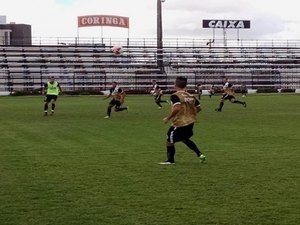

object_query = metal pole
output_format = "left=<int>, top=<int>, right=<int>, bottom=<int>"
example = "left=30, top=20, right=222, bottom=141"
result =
left=157, top=0, right=164, bottom=73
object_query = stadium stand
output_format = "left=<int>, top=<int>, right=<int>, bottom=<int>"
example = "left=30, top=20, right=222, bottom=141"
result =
left=1, top=39, right=300, bottom=94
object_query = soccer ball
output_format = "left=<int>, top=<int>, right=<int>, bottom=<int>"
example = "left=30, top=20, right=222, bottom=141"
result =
left=111, top=46, right=123, bottom=55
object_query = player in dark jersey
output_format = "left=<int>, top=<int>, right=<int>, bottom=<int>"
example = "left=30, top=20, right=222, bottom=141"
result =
left=104, top=82, right=128, bottom=118
left=151, top=80, right=168, bottom=109
left=241, top=83, right=247, bottom=97
left=215, top=78, right=246, bottom=112
left=208, top=84, right=215, bottom=98
left=160, top=76, right=206, bottom=164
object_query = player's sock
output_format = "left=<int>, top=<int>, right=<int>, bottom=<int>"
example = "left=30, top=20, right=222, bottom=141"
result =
left=156, top=102, right=163, bottom=107
left=44, top=103, right=48, bottom=111
left=117, top=107, right=127, bottom=112
left=217, top=102, right=224, bottom=110
left=167, top=146, right=175, bottom=163
left=182, top=139, right=201, bottom=157
left=51, top=103, right=55, bottom=111
left=233, top=100, right=245, bottom=105
left=107, top=107, right=112, bottom=116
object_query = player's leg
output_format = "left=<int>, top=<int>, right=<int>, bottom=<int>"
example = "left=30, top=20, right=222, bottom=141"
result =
left=44, top=95, right=51, bottom=116
left=158, top=94, right=168, bottom=103
left=106, top=104, right=113, bottom=117
left=50, top=96, right=58, bottom=115
left=216, top=95, right=226, bottom=112
left=182, top=139, right=206, bottom=162
left=198, top=91, right=202, bottom=100
left=44, top=102, right=49, bottom=116
left=117, top=106, right=128, bottom=112
left=181, top=124, right=206, bottom=162
left=155, top=96, right=163, bottom=108
left=160, top=126, right=177, bottom=164
left=166, top=142, right=176, bottom=163
left=105, top=100, right=115, bottom=118
left=230, top=97, right=246, bottom=107
left=182, top=139, right=201, bottom=157
left=114, top=101, right=128, bottom=112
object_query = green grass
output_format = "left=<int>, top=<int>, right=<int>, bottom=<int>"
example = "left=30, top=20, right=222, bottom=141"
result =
left=0, top=94, right=299, bottom=225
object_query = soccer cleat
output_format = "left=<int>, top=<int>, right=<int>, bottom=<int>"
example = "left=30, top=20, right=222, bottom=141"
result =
left=215, top=108, right=221, bottom=112
left=159, top=161, right=175, bottom=165
left=126, top=106, right=129, bottom=112
left=243, top=102, right=247, bottom=108
left=104, top=116, right=110, bottom=119
left=158, top=107, right=162, bottom=109
left=199, top=154, right=206, bottom=163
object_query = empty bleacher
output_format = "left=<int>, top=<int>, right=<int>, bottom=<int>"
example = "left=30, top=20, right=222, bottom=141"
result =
left=1, top=39, right=300, bottom=93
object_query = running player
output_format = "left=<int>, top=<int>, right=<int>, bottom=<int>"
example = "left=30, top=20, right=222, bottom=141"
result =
left=215, top=78, right=246, bottom=112
left=151, top=80, right=168, bottom=109
left=208, top=84, right=215, bottom=98
left=104, top=81, right=128, bottom=118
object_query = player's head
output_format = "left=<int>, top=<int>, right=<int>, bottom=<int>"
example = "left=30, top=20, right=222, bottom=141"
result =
left=112, top=81, right=117, bottom=88
left=175, top=77, right=187, bottom=89
left=49, top=76, right=55, bottom=83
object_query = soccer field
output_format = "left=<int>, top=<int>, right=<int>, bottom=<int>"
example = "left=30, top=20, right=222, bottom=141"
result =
left=0, top=94, right=299, bottom=225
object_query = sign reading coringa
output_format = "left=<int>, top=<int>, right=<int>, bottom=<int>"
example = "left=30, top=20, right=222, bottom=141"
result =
left=78, top=15, right=129, bottom=28
left=202, top=20, right=250, bottom=29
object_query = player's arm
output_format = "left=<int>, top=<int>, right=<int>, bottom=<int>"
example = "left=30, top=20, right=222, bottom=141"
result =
left=103, top=89, right=112, bottom=100
left=195, top=99, right=202, bottom=113
left=58, top=83, right=63, bottom=95
left=120, top=91, right=126, bottom=104
left=103, top=94, right=111, bottom=100
left=43, top=83, right=48, bottom=95
left=163, top=95, right=181, bottom=123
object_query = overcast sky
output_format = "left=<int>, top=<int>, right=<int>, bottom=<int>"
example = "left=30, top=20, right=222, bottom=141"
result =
left=1, top=0, right=300, bottom=41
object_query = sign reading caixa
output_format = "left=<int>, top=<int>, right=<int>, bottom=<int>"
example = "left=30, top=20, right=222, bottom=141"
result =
left=78, top=15, right=129, bottom=28
left=203, top=20, right=250, bottom=29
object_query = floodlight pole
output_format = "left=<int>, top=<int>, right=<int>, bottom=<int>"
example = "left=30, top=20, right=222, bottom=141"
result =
left=157, top=0, right=165, bottom=73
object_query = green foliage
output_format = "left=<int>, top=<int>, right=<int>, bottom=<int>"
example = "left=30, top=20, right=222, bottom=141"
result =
left=0, top=94, right=299, bottom=225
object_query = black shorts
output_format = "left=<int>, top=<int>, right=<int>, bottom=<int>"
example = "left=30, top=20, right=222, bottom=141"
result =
left=44, top=95, right=58, bottom=103
left=167, top=123, right=194, bottom=144
left=109, top=99, right=121, bottom=108
left=222, top=94, right=235, bottom=101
